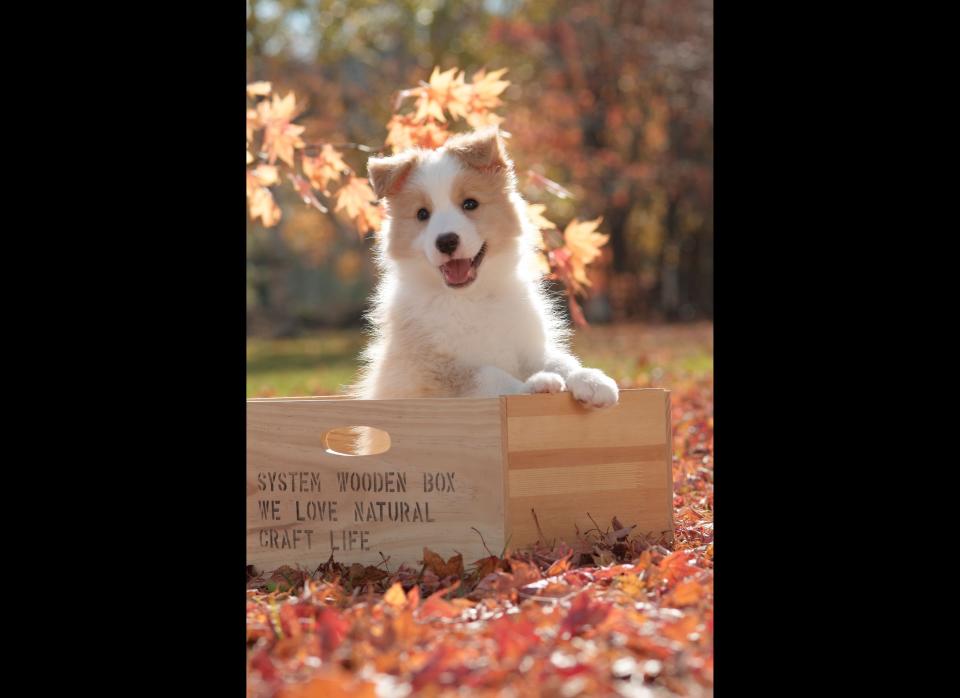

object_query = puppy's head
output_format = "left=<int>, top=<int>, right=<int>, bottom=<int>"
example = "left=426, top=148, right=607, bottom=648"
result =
left=367, top=128, right=522, bottom=290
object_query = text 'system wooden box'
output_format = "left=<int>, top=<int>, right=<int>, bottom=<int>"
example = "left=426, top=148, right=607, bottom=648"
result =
left=247, top=388, right=672, bottom=571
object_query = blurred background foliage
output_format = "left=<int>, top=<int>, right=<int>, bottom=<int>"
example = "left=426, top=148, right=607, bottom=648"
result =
left=246, top=0, right=712, bottom=337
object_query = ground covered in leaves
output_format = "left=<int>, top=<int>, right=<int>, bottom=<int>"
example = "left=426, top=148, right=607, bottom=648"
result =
left=247, top=323, right=713, bottom=697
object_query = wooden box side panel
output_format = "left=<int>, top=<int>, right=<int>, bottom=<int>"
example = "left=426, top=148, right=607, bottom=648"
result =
left=247, top=397, right=506, bottom=570
left=503, top=389, right=673, bottom=548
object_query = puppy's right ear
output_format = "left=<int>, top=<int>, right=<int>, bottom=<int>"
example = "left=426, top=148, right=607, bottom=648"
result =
left=367, top=151, right=418, bottom=200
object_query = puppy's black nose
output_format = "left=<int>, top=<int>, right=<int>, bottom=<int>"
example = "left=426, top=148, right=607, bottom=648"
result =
left=435, top=232, right=459, bottom=255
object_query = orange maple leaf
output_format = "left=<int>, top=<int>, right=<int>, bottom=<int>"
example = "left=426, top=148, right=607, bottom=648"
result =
left=443, top=70, right=473, bottom=122
left=246, top=81, right=272, bottom=97
left=335, top=177, right=382, bottom=236
left=353, top=201, right=383, bottom=237
left=386, top=114, right=448, bottom=153
left=564, top=217, right=608, bottom=262
left=335, top=177, right=376, bottom=219
left=413, top=66, right=460, bottom=123
left=246, top=166, right=278, bottom=197
left=250, top=164, right=279, bottom=187
left=247, top=181, right=281, bottom=227
left=410, top=120, right=450, bottom=150
left=470, top=67, right=510, bottom=111
left=385, top=114, right=418, bottom=152
left=423, top=122, right=451, bottom=149
left=563, top=217, right=608, bottom=288
left=302, top=145, right=349, bottom=194
left=526, top=203, right=557, bottom=232
left=247, top=165, right=282, bottom=227
left=257, top=92, right=305, bottom=166
left=263, top=122, right=305, bottom=167
left=257, top=91, right=298, bottom=121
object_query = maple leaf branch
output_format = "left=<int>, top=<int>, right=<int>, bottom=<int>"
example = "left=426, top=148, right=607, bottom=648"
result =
left=301, top=141, right=380, bottom=153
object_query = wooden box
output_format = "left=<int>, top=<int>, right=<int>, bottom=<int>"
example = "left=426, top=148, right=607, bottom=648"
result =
left=247, top=389, right=672, bottom=571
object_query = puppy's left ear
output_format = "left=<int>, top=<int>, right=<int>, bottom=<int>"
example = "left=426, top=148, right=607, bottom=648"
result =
left=444, top=127, right=513, bottom=173
left=367, top=150, right=419, bottom=200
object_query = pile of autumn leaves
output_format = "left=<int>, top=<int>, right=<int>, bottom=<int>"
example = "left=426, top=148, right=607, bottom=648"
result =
left=246, top=373, right=714, bottom=697
left=246, top=67, right=610, bottom=325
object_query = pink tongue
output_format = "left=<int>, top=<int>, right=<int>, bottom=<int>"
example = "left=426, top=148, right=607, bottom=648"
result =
left=441, top=259, right=473, bottom=285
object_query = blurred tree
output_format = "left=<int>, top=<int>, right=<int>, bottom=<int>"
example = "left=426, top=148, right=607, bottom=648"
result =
left=484, top=0, right=713, bottom=321
left=246, top=0, right=712, bottom=332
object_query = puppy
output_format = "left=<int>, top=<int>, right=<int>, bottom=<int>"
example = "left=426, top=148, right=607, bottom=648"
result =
left=352, top=127, right=619, bottom=409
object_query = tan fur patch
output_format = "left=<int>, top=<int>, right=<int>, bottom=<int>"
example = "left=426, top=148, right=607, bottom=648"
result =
left=444, top=127, right=512, bottom=173
left=380, top=185, right=431, bottom=260
left=451, top=168, right=523, bottom=251
left=367, top=150, right=420, bottom=200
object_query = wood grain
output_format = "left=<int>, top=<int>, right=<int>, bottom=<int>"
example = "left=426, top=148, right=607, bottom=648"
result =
left=502, top=390, right=673, bottom=548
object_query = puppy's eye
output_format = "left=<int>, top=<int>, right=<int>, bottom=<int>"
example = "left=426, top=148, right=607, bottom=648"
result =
left=462, top=198, right=479, bottom=211
left=416, top=208, right=430, bottom=221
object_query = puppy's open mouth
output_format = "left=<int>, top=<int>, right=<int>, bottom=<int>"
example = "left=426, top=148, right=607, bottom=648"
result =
left=439, top=242, right=486, bottom=288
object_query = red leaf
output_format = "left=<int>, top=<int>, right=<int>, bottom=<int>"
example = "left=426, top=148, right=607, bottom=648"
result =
left=546, top=552, right=574, bottom=576
left=417, top=584, right=463, bottom=620
left=560, top=592, right=612, bottom=637
left=660, top=550, right=699, bottom=585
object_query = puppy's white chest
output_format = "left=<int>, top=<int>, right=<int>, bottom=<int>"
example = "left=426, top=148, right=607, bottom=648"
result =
left=420, top=297, right=538, bottom=378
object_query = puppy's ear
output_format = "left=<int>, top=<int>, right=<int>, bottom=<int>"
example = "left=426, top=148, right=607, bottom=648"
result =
left=444, top=127, right=512, bottom=173
left=367, top=150, right=418, bottom=200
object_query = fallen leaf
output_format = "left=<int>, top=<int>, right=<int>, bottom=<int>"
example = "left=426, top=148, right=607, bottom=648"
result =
left=383, top=582, right=406, bottom=607
left=423, top=547, right=464, bottom=579
left=546, top=552, right=574, bottom=577
left=668, top=579, right=706, bottom=607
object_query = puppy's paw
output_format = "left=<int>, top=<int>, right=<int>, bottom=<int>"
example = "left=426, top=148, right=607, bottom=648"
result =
left=524, top=371, right=566, bottom=394
left=567, top=368, right=619, bottom=408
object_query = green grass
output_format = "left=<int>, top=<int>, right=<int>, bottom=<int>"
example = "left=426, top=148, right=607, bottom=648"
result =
left=247, top=330, right=366, bottom=397
left=246, top=322, right=712, bottom=397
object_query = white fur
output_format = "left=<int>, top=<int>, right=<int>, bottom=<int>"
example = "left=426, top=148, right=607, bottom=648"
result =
left=355, top=147, right=619, bottom=409
left=410, top=152, right=486, bottom=267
